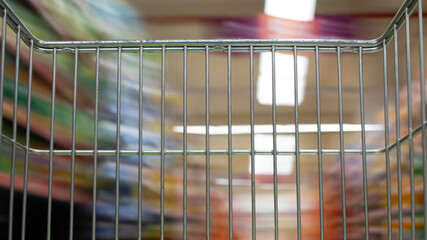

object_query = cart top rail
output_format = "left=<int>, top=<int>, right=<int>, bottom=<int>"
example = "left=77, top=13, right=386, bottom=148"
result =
left=0, top=0, right=420, bottom=53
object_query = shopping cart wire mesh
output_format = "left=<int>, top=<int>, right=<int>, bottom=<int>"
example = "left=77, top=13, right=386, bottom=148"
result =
left=0, top=0, right=426, bottom=239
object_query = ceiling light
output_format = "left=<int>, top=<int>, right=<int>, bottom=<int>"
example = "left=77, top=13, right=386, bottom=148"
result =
left=250, top=134, right=295, bottom=175
left=257, top=52, right=309, bottom=106
left=264, top=0, right=317, bottom=22
left=173, top=124, right=384, bottom=135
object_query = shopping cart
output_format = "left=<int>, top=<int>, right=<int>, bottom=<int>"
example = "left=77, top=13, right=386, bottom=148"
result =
left=0, top=0, right=425, bottom=239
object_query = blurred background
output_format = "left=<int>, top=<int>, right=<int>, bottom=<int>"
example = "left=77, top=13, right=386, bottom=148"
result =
left=0, top=0, right=426, bottom=239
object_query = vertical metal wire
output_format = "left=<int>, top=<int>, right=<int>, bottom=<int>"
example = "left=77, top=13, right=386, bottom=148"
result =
left=115, top=46, right=122, bottom=240
left=138, top=46, right=143, bottom=240
left=205, top=45, right=210, bottom=240
left=0, top=5, right=422, bottom=240
left=337, top=46, right=347, bottom=240
left=418, top=0, right=427, bottom=238
left=183, top=45, right=188, bottom=240
left=383, top=40, right=392, bottom=240
left=0, top=9, right=6, bottom=179
left=294, top=46, right=302, bottom=240
left=227, top=45, right=233, bottom=240
left=394, top=25, right=403, bottom=240
left=92, top=47, right=100, bottom=240
left=359, top=46, right=369, bottom=240
left=9, top=24, right=20, bottom=240
left=315, top=46, right=324, bottom=240
left=250, top=45, right=256, bottom=240
left=69, top=47, right=78, bottom=240
left=47, top=48, right=57, bottom=240
left=405, top=8, right=415, bottom=240
left=160, top=45, right=166, bottom=240
left=21, top=39, right=33, bottom=240
left=271, top=46, right=278, bottom=240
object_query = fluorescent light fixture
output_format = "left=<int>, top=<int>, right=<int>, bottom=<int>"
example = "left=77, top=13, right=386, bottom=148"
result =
left=214, top=178, right=297, bottom=189
left=250, top=134, right=294, bottom=175
left=264, top=0, right=317, bottom=21
left=215, top=178, right=253, bottom=186
left=257, top=53, right=309, bottom=106
left=173, top=124, right=384, bottom=135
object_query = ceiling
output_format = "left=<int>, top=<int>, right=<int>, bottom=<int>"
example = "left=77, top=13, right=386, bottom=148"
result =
left=126, top=0, right=420, bottom=17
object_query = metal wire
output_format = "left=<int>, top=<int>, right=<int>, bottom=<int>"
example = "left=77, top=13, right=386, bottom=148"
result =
left=1, top=125, right=426, bottom=154
left=0, top=0, right=424, bottom=240
left=138, top=46, right=143, bottom=240
left=359, top=46, right=369, bottom=240
left=183, top=45, right=188, bottom=240
left=383, top=39, right=392, bottom=240
left=2, top=131, right=427, bottom=156
left=294, top=46, right=302, bottom=240
left=0, top=0, right=418, bottom=53
left=0, top=0, right=419, bottom=54
left=0, top=11, right=5, bottom=208
left=205, top=45, right=210, bottom=240
left=271, top=45, right=278, bottom=240
left=227, top=44, right=233, bottom=240
left=21, top=38, right=33, bottom=240
left=115, top=46, right=122, bottom=240
left=315, top=46, right=324, bottom=240
left=160, top=45, right=166, bottom=240
left=405, top=8, right=415, bottom=240
left=9, top=24, right=20, bottom=240
left=394, top=24, right=403, bottom=240
left=250, top=45, right=256, bottom=240
left=47, top=48, right=57, bottom=240
left=92, top=47, right=100, bottom=240
left=418, top=0, right=427, bottom=239
left=69, top=47, right=78, bottom=240
left=337, top=46, right=347, bottom=240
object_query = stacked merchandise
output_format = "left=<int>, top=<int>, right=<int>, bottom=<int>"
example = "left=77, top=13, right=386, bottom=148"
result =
left=0, top=0, right=229, bottom=239
left=322, top=79, right=426, bottom=239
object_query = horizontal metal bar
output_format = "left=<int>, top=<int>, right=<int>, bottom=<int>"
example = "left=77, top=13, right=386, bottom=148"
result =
left=0, top=147, right=384, bottom=156
left=0, top=45, right=384, bottom=54
left=0, top=0, right=417, bottom=53
left=26, top=46, right=366, bottom=54
left=0, top=148, right=402, bottom=156
left=2, top=121, right=426, bottom=156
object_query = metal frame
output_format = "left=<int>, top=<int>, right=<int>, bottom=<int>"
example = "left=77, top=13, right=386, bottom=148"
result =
left=0, top=125, right=425, bottom=156
left=0, top=0, right=420, bottom=52
left=0, top=0, right=424, bottom=158
left=0, top=0, right=426, bottom=240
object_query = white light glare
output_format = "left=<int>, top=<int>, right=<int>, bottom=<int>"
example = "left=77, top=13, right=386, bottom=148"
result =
left=257, top=53, right=309, bottom=106
left=264, top=0, right=317, bottom=22
left=173, top=124, right=384, bottom=135
left=251, top=134, right=295, bottom=175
